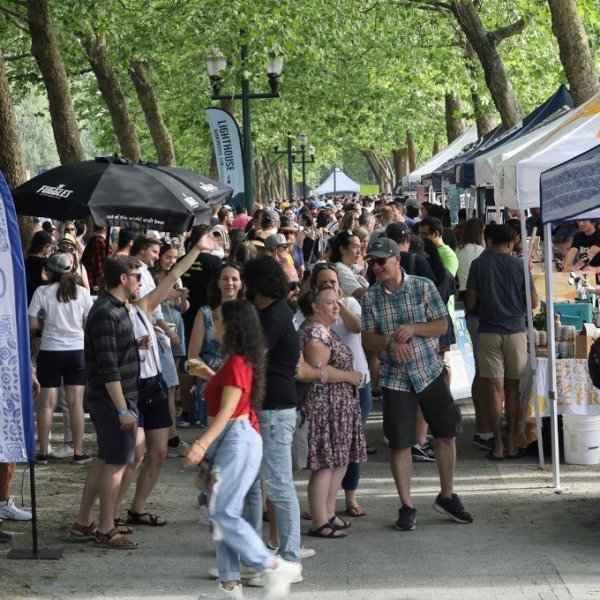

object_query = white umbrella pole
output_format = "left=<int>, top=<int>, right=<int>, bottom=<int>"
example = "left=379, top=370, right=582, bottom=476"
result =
left=543, top=223, right=561, bottom=491
left=519, top=214, right=544, bottom=467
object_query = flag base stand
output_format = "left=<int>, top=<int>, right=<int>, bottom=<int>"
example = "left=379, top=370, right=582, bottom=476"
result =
left=7, top=547, right=63, bottom=560
left=5, top=461, right=63, bottom=561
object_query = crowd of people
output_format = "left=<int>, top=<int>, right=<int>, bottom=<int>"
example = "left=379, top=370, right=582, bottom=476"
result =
left=3, top=191, right=565, bottom=598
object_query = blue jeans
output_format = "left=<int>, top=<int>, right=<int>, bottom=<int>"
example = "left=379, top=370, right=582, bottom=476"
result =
left=208, top=420, right=273, bottom=581
left=342, top=385, right=373, bottom=491
left=258, top=408, right=301, bottom=563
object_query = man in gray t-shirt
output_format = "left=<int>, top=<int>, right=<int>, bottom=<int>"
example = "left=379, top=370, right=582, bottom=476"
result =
left=466, top=224, right=538, bottom=461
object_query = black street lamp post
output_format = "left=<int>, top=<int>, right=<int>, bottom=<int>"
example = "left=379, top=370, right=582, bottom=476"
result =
left=206, top=43, right=283, bottom=212
left=295, top=133, right=315, bottom=203
left=273, top=133, right=296, bottom=201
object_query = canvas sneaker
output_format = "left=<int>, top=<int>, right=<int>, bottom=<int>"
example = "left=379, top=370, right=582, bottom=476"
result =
left=411, top=441, right=435, bottom=462
left=199, top=582, right=244, bottom=599
left=262, top=559, right=303, bottom=600
left=432, top=493, right=473, bottom=524
left=35, top=454, right=49, bottom=465
left=395, top=505, right=416, bottom=531
left=247, top=571, right=304, bottom=588
left=73, top=453, right=93, bottom=465
left=50, top=444, right=75, bottom=459
left=0, top=497, right=32, bottom=521
left=167, top=438, right=190, bottom=458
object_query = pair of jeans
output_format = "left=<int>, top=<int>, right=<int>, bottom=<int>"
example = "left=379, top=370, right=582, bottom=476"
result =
left=258, top=408, right=301, bottom=563
left=208, top=420, right=273, bottom=581
left=342, top=385, right=373, bottom=491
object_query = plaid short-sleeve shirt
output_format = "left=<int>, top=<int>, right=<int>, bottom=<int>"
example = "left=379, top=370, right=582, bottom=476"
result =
left=361, top=274, right=448, bottom=393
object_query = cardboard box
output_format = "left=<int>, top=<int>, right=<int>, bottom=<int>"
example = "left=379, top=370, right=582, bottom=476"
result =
left=575, top=324, right=600, bottom=359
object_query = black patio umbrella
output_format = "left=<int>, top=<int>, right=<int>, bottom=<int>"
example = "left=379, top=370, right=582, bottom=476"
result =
left=11, top=156, right=233, bottom=232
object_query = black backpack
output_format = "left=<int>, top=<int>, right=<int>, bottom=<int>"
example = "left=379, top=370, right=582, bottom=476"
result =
left=588, top=337, right=600, bottom=389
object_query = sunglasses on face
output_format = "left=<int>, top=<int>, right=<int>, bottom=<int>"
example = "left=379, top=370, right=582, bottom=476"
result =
left=366, top=256, right=389, bottom=267
left=128, top=272, right=142, bottom=281
left=288, top=281, right=301, bottom=291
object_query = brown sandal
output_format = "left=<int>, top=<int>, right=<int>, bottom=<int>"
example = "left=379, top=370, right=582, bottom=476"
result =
left=94, top=527, right=139, bottom=549
left=345, top=505, right=367, bottom=517
left=69, top=521, right=98, bottom=541
left=113, top=519, right=134, bottom=534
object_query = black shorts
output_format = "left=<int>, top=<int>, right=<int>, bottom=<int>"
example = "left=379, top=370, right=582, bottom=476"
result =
left=382, top=371, right=462, bottom=450
left=37, top=350, right=86, bottom=387
left=88, top=397, right=138, bottom=465
left=138, top=376, right=173, bottom=430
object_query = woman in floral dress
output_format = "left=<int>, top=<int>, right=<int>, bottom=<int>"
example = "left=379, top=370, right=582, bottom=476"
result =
left=298, top=284, right=366, bottom=539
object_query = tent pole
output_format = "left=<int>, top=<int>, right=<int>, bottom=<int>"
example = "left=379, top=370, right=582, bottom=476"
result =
left=543, top=223, right=561, bottom=492
left=519, top=214, right=544, bottom=467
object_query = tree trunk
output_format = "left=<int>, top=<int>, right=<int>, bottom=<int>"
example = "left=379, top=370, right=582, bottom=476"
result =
left=547, top=0, right=600, bottom=106
left=0, top=48, right=32, bottom=250
left=450, top=0, right=524, bottom=128
left=27, top=0, right=86, bottom=164
left=432, top=136, right=441, bottom=156
left=465, top=42, right=496, bottom=137
left=83, top=31, right=141, bottom=162
left=445, top=93, right=466, bottom=143
left=129, top=61, right=176, bottom=166
left=406, top=131, right=417, bottom=172
left=392, top=149, right=404, bottom=184
left=362, top=150, right=382, bottom=188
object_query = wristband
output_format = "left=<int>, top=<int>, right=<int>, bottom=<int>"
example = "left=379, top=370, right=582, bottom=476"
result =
left=315, top=361, right=326, bottom=383
left=117, top=408, right=129, bottom=416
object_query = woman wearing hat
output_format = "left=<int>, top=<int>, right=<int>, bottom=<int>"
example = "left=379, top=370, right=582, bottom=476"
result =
left=28, top=252, right=94, bottom=465
left=58, top=232, right=90, bottom=290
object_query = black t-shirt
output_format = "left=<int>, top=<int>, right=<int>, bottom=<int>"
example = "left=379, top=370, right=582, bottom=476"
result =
left=179, top=253, right=221, bottom=334
left=571, top=230, right=600, bottom=267
left=259, top=299, right=300, bottom=410
left=25, top=255, right=46, bottom=304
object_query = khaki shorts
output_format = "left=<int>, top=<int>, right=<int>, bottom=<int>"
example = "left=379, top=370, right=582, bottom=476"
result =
left=478, top=332, right=528, bottom=380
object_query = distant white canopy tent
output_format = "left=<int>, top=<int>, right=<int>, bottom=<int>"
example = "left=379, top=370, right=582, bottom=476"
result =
left=312, top=167, right=360, bottom=195
left=403, top=125, right=478, bottom=188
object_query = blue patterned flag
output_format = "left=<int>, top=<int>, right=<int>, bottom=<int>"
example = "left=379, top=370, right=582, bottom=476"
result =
left=0, top=169, right=34, bottom=463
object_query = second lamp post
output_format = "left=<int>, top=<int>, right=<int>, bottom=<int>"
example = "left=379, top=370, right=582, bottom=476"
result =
left=295, top=133, right=315, bottom=203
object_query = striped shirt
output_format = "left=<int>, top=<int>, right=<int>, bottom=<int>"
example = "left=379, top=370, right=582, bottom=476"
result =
left=85, top=292, right=140, bottom=403
left=361, top=275, right=447, bottom=393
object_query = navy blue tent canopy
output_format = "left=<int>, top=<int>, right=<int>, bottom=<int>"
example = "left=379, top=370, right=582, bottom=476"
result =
left=425, top=86, right=573, bottom=192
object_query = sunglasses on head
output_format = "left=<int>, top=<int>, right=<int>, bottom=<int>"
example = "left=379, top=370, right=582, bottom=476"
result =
left=288, top=280, right=301, bottom=291
left=366, top=256, right=389, bottom=267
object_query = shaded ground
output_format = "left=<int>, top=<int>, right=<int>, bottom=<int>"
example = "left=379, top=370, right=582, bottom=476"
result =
left=2, top=400, right=600, bottom=600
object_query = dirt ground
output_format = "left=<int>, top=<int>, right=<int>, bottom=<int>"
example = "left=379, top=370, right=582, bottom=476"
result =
left=2, top=402, right=600, bottom=600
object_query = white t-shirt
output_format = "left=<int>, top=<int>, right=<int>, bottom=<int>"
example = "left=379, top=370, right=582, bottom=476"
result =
left=335, top=262, right=368, bottom=297
left=331, top=296, right=370, bottom=385
left=28, top=283, right=93, bottom=351
left=456, top=243, right=484, bottom=291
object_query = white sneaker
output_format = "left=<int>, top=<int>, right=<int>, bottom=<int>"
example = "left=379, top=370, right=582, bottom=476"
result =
left=300, top=545, right=315, bottom=559
left=207, top=565, right=256, bottom=580
left=50, top=444, right=74, bottom=459
left=167, top=439, right=190, bottom=458
left=261, top=559, right=303, bottom=600
left=199, top=582, right=244, bottom=599
left=247, top=572, right=303, bottom=588
left=0, top=498, right=32, bottom=521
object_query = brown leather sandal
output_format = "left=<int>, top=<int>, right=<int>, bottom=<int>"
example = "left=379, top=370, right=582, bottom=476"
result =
left=94, top=527, right=139, bottom=549
left=69, top=521, right=98, bottom=541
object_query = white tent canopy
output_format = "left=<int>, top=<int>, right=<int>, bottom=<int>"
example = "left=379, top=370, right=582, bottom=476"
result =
left=495, top=92, right=600, bottom=209
left=312, top=167, right=360, bottom=195
left=474, top=116, right=569, bottom=188
left=403, top=125, right=478, bottom=187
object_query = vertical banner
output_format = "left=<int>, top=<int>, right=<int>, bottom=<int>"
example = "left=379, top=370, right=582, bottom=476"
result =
left=205, top=108, right=245, bottom=209
left=0, top=170, right=34, bottom=463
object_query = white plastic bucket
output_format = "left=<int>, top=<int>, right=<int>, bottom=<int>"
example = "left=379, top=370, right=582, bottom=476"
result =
left=563, top=414, right=600, bottom=465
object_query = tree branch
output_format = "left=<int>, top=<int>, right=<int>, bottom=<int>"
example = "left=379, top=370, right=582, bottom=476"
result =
left=395, top=0, right=453, bottom=13
left=0, top=4, right=26, bottom=21
left=489, top=18, right=526, bottom=45
left=5, top=0, right=27, bottom=5
left=2, top=51, right=30, bottom=61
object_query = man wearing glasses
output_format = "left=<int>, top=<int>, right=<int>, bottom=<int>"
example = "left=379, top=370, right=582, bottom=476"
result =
left=70, top=255, right=142, bottom=550
left=361, top=237, right=472, bottom=532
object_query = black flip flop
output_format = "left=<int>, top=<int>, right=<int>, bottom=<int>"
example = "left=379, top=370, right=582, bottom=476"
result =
left=126, top=509, right=167, bottom=526
left=307, top=523, right=347, bottom=538
left=505, top=450, right=526, bottom=460
left=485, top=450, right=504, bottom=461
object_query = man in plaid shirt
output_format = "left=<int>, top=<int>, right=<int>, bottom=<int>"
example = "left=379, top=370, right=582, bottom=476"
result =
left=361, top=237, right=472, bottom=531
left=81, top=224, right=113, bottom=292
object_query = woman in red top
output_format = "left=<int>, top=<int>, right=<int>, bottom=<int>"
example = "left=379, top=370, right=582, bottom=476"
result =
left=184, top=299, right=302, bottom=599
